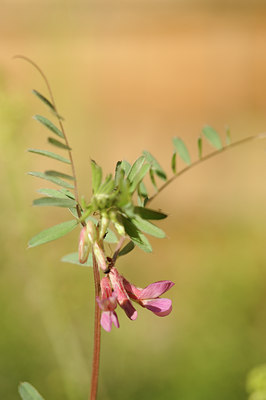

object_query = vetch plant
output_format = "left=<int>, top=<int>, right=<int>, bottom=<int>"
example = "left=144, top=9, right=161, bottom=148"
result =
left=16, top=56, right=266, bottom=400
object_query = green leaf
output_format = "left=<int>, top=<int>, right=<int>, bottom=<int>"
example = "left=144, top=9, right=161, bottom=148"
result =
left=121, top=215, right=152, bottom=253
left=28, top=149, right=70, bottom=164
left=61, top=252, right=93, bottom=267
left=28, top=219, right=78, bottom=248
left=118, top=241, right=135, bottom=256
left=33, top=197, right=76, bottom=208
left=33, top=115, right=64, bottom=138
left=133, top=216, right=165, bottom=238
left=134, top=206, right=167, bottom=220
left=198, top=137, right=202, bottom=159
left=120, top=160, right=131, bottom=177
left=48, top=137, right=71, bottom=150
left=91, top=160, right=102, bottom=194
left=225, top=125, right=231, bottom=145
left=149, top=169, right=157, bottom=191
left=202, top=125, right=222, bottom=150
left=138, top=181, right=148, bottom=198
left=18, top=382, right=45, bottom=400
left=173, top=137, right=191, bottom=165
left=143, top=150, right=167, bottom=181
left=127, top=156, right=145, bottom=182
left=37, top=188, right=69, bottom=199
left=59, top=188, right=75, bottom=199
left=28, top=172, right=74, bottom=189
left=130, top=163, right=150, bottom=194
left=171, top=152, right=177, bottom=174
left=45, top=170, right=74, bottom=181
left=32, top=89, right=55, bottom=113
left=104, top=228, right=118, bottom=243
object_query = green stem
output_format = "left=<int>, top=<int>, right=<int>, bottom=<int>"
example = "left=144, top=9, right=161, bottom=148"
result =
left=147, top=133, right=266, bottom=205
left=90, top=251, right=101, bottom=400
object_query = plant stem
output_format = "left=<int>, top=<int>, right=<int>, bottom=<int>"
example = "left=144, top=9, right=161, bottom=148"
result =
left=147, top=133, right=266, bottom=205
left=90, top=251, right=101, bottom=400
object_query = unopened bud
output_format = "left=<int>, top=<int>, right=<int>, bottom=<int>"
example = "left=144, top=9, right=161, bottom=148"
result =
left=86, top=220, right=97, bottom=244
left=99, top=212, right=110, bottom=240
left=109, top=211, right=125, bottom=237
left=78, top=226, right=91, bottom=264
left=93, top=242, right=108, bottom=272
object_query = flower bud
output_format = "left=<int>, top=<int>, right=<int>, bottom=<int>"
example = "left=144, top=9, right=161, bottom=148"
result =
left=78, top=226, right=91, bottom=264
left=86, top=220, right=97, bottom=244
left=93, top=242, right=108, bottom=272
left=99, top=212, right=110, bottom=240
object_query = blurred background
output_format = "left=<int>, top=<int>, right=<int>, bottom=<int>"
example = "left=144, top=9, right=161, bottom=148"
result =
left=1, top=1, right=266, bottom=399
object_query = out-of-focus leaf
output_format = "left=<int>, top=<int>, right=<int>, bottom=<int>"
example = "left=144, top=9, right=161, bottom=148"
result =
left=28, top=149, right=70, bottom=164
left=202, top=125, right=222, bottom=150
left=32, top=90, right=55, bottom=113
left=133, top=216, right=165, bottom=238
left=37, top=188, right=69, bottom=198
left=91, top=160, right=102, bottom=194
left=134, top=206, right=167, bottom=220
left=28, top=219, right=78, bottom=248
left=198, top=137, right=202, bottom=159
left=127, top=156, right=145, bottom=182
left=98, top=174, right=115, bottom=195
left=149, top=168, right=157, bottom=191
left=18, top=382, right=45, bottom=400
left=171, top=152, right=177, bottom=174
left=28, top=172, right=74, bottom=189
left=61, top=252, right=93, bottom=267
left=118, top=241, right=135, bottom=256
left=130, top=163, right=150, bottom=193
left=33, top=197, right=76, bottom=208
left=45, top=170, right=74, bottom=181
left=225, top=125, right=231, bottom=145
left=33, top=115, right=64, bottom=138
left=48, top=137, right=70, bottom=150
left=138, top=181, right=148, bottom=198
left=143, top=150, right=167, bottom=181
left=121, top=215, right=152, bottom=253
left=59, top=188, right=75, bottom=199
left=172, top=137, right=191, bottom=165
left=104, top=228, right=118, bottom=243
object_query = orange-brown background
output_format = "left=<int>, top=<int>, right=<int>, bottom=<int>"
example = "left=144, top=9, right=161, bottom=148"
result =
left=1, top=1, right=266, bottom=399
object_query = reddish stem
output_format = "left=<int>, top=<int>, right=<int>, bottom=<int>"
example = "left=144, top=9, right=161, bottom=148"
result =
left=90, top=251, right=101, bottom=400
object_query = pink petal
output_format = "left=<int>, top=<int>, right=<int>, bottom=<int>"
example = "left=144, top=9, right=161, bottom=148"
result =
left=100, top=312, right=112, bottom=332
left=140, top=280, right=175, bottom=299
left=111, top=311, right=120, bottom=328
left=119, top=298, right=138, bottom=321
left=96, top=295, right=117, bottom=312
left=123, top=278, right=142, bottom=300
left=142, top=298, right=173, bottom=317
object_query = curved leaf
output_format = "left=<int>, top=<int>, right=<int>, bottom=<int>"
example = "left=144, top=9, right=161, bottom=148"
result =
left=121, top=215, right=152, bottom=253
left=28, top=149, right=70, bottom=164
left=171, top=152, right=177, bottom=174
left=91, top=160, right=102, bottom=194
left=173, top=137, right=191, bottom=165
left=33, top=197, right=76, bottom=208
left=202, top=125, right=222, bottom=150
left=33, top=115, right=64, bottom=138
left=32, top=89, right=55, bottom=113
left=143, top=150, right=167, bottom=181
left=133, top=216, right=165, bottom=238
left=28, top=172, right=74, bottom=189
left=119, top=241, right=135, bottom=256
left=45, top=170, right=74, bottom=181
left=18, top=382, right=45, bottom=400
left=48, top=137, right=71, bottom=150
left=28, top=219, right=78, bottom=248
left=130, top=163, right=150, bottom=194
left=134, top=206, right=167, bottom=220
left=127, top=156, right=145, bottom=182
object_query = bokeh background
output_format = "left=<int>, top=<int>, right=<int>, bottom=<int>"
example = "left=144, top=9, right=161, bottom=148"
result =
left=1, top=1, right=266, bottom=399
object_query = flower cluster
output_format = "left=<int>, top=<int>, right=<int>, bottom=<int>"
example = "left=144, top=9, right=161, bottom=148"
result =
left=97, top=267, right=174, bottom=332
left=79, top=222, right=174, bottom=332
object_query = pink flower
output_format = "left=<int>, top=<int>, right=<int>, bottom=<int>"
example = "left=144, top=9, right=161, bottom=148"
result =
left=109, top=268, right=138, bottom=321
left=123, top=279, right=174, bottom=317
left=97, top=277, right=119, bottom=332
